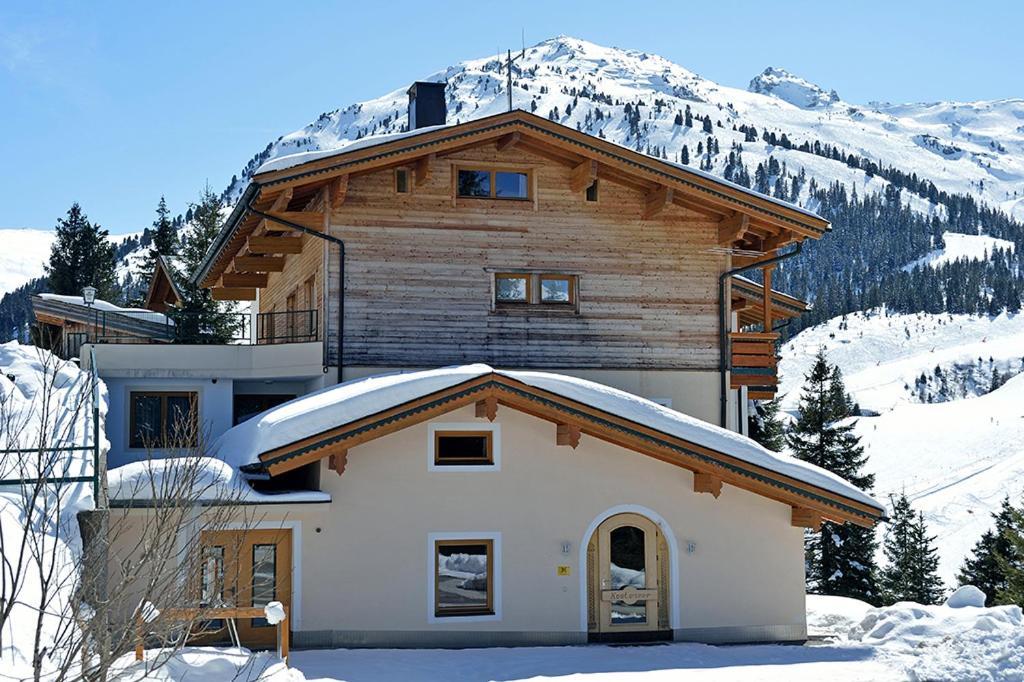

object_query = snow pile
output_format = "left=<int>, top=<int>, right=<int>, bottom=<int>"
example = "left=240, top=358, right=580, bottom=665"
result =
left=212, top=365, right=881, bottom=511
left=107, top=457, right=330, bottom=504
left=108, top=647, right=303, bottom=682
left=905, top=231, right=1016, bottom=270
left=38, top=292, right=174, bottom=325
left=849, top=588, right=1024, bottom=681
left=0, top=341, right=109, bottom=678
left=806, top=594, right=873, bottom=638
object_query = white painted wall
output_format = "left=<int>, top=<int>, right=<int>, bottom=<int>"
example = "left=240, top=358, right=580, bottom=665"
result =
left=248, top=403, right=806, bottom=643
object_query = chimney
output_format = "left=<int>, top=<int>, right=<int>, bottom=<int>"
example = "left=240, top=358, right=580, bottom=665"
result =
left=407, top=81, right=447, bottom=130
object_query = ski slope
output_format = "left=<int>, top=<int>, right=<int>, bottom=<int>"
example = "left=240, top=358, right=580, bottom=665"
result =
left=905, top=230, right=1016, bottom=270
left=780, top=310, right=1024, bottom=582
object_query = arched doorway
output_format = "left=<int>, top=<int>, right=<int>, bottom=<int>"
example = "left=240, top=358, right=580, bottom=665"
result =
left=586, top=512, right=670, bottom=640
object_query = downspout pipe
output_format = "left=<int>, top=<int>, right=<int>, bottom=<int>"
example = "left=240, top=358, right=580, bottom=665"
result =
left=247, top=203, right=346, bottom=385
left=718, top=241, right=803, bottom=428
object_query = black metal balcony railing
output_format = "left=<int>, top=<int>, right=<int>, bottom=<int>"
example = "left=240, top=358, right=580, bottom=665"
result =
left=78, top=308, right=319, bottom=347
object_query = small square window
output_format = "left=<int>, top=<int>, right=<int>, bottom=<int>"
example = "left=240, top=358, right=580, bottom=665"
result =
left=540, top=275, right=574, bottom=304
left=435, top=540, right=494, bottom=617
left=494, top=171, right=529, bottom=199
left=457, top=170, right=491, bottom=197
left=585, top=179, right=599, bottom=202
left=130, top=391, right=198, bottom=448
left=434, top=431, right=493, bottom=466
left=495, top=274, right=530, bottom=303
left=395, top=168, right=409, bottom=193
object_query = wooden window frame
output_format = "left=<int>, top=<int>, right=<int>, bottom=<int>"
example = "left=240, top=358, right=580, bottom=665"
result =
left=494, top=273, right=532, bottom=305
left=539, top=274, right=576, bottom=305
left=433, top=539, right=495, bottom=618
left=395, top=167, right=410, bottom=194
left=433, top=430, right=494, bottom=466
left=585, top=179, right=599, bottom=202
left=129, top=391, right=198, bottom=449
left=492, top=272, right=579, bottom=309
left=455, top=166, right=533, bottom=201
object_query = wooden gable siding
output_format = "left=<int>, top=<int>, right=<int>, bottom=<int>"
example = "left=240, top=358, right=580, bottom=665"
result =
left=259, top=141, right=725, bottom=369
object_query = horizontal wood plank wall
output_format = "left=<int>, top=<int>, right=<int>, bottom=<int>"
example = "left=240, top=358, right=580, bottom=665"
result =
left=312, top=142, right=723, bottom=369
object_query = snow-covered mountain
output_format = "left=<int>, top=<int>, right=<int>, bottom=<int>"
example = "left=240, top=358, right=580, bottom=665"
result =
left=0, top=229, right=55, bottom=297
left=225, top=35, right=1024, bottom=222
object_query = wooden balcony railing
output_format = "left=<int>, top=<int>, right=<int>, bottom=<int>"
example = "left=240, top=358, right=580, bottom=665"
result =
left=729, top=331, right=779, bottom=400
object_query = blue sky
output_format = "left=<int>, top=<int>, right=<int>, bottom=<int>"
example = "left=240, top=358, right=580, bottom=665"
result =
left=1, top=1, right=1020, bottom=235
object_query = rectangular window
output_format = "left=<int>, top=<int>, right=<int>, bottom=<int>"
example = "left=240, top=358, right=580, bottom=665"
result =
left=129, top=391, right=198, bottom=448
left=495, top=273, right=530, bottom=303
left=457, top=168, right=530, bottom=200
left=435, top=540, right=494, bottom=617
left=395, top=168, right=409, bottom=193
left=585, top=179, right=599, bottom=202
left=250, top=543, right=277, bottom=628
left=540, top=275, right=574, bottom=304
left=434, top=431, right=493, bottom=466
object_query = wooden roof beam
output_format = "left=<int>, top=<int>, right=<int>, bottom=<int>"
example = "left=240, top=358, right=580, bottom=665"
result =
left=263, top=210, right=324, bottom=233
left=495, top=132, right=521, bottom=152
left=718, top=213, right=751, bottom=246
left=643, top=185, right=674, bottom=220
left=475, top=396, right=498, bottom=422
left=569, top=159, right=598, bottom=193
left=556, top=422, right=581, bottom=449
left=415, top=153, right=434, bottom=187
left=221, top=272, right=269, bottom=288
left=247, top=235, right=303, bottom=254
left=693, top=472, right=723, bottom=499
left=234, top=256, right=286, bottom=272
left=792, top=507, right=823, bottom=531
left=330, top=174, right=349, bottom=208
left=211, top=287, right=257, bottom=301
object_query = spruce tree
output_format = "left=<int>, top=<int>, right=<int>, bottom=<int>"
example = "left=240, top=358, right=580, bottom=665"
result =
left=749, top=397, right=786, bottom=452
left=788, top=349, right=879, bottom=603
left=958, top=498, right=1021, bottom=605
left=46, top=203, right=119, bottom=301
left=996, top=502, right=1024, bottom=607
left=172, top=185, right=236, bottom=342
left=137, top=196, right=177, bottom=281
left=880, top=494, right=944, bottom=604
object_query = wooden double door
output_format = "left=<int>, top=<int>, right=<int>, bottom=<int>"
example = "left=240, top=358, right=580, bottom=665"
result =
left=588, top=513, right=670, bottom=637
left=198, top=529, right=292, bottom=647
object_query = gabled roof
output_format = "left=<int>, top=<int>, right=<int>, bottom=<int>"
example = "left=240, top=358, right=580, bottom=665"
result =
left=195, top=109, right=830, bottom=289
left=212, top=365, right=883, bottom=527
left=143, top=255, right=183, bottom=313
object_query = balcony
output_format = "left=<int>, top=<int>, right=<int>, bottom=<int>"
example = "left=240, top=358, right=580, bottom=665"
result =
left=729, top=331, right=779, bottom=400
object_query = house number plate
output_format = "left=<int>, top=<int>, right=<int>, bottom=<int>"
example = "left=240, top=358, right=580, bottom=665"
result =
left=601, top=588, right=657, bottom=604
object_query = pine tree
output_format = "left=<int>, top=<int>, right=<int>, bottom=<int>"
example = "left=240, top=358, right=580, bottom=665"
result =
left=46, top=203, right=119, bottom=301
left=172, top=185, right=237, bottom=342
left=958, top=498, right=1022, bottom=605
left=880, top=494, right=944, bottom=604
left=996, top=502, right=1024, bottom=607
left=749, top=398, right=786, bottom=452
left=131, top=196, right=178, bottom=304
left=788, top=349, right=879, bottom=603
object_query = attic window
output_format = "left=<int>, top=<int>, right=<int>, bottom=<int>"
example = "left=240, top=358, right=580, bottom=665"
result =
left=395, top=168, right=409, bottom=193
left=495, top=273, right=530, bottom=303
left=585, top=180, right=599, bottom=202
left=457, top=168, right=530, bottom=200
left=434, top=431, right=493, bottom=466
left=493, top=273, right=577, bottom=308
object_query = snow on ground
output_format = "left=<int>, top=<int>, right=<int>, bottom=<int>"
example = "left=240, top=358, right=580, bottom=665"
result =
left=0, top=341, right=108, bottom=678
left=0, top=228, right=54, bottom=297
left=779, top=309, right=1024, bottom=414
left=905, top=230, right=1016, bottom=270
left=122, top=592, right=1021, bottom=682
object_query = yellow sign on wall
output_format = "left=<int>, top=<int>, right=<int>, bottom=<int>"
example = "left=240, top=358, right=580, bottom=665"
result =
left=557, top=565, right=571, bottom=576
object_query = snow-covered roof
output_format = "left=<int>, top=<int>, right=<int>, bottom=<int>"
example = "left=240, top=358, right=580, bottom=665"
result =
left=210, top=364, right=882, bottom=513
left=37, top=293, right=173, bottom=325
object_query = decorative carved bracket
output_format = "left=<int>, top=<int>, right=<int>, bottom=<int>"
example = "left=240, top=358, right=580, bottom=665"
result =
left=328, top=450, right=348, bottom=477
left=475, top=396, right=498, bottom=421
left=791, top=507, right=823, bottom=531
left=693, top=472, right=723, bottom=498
left=556, top=422, right=581, bottom=449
